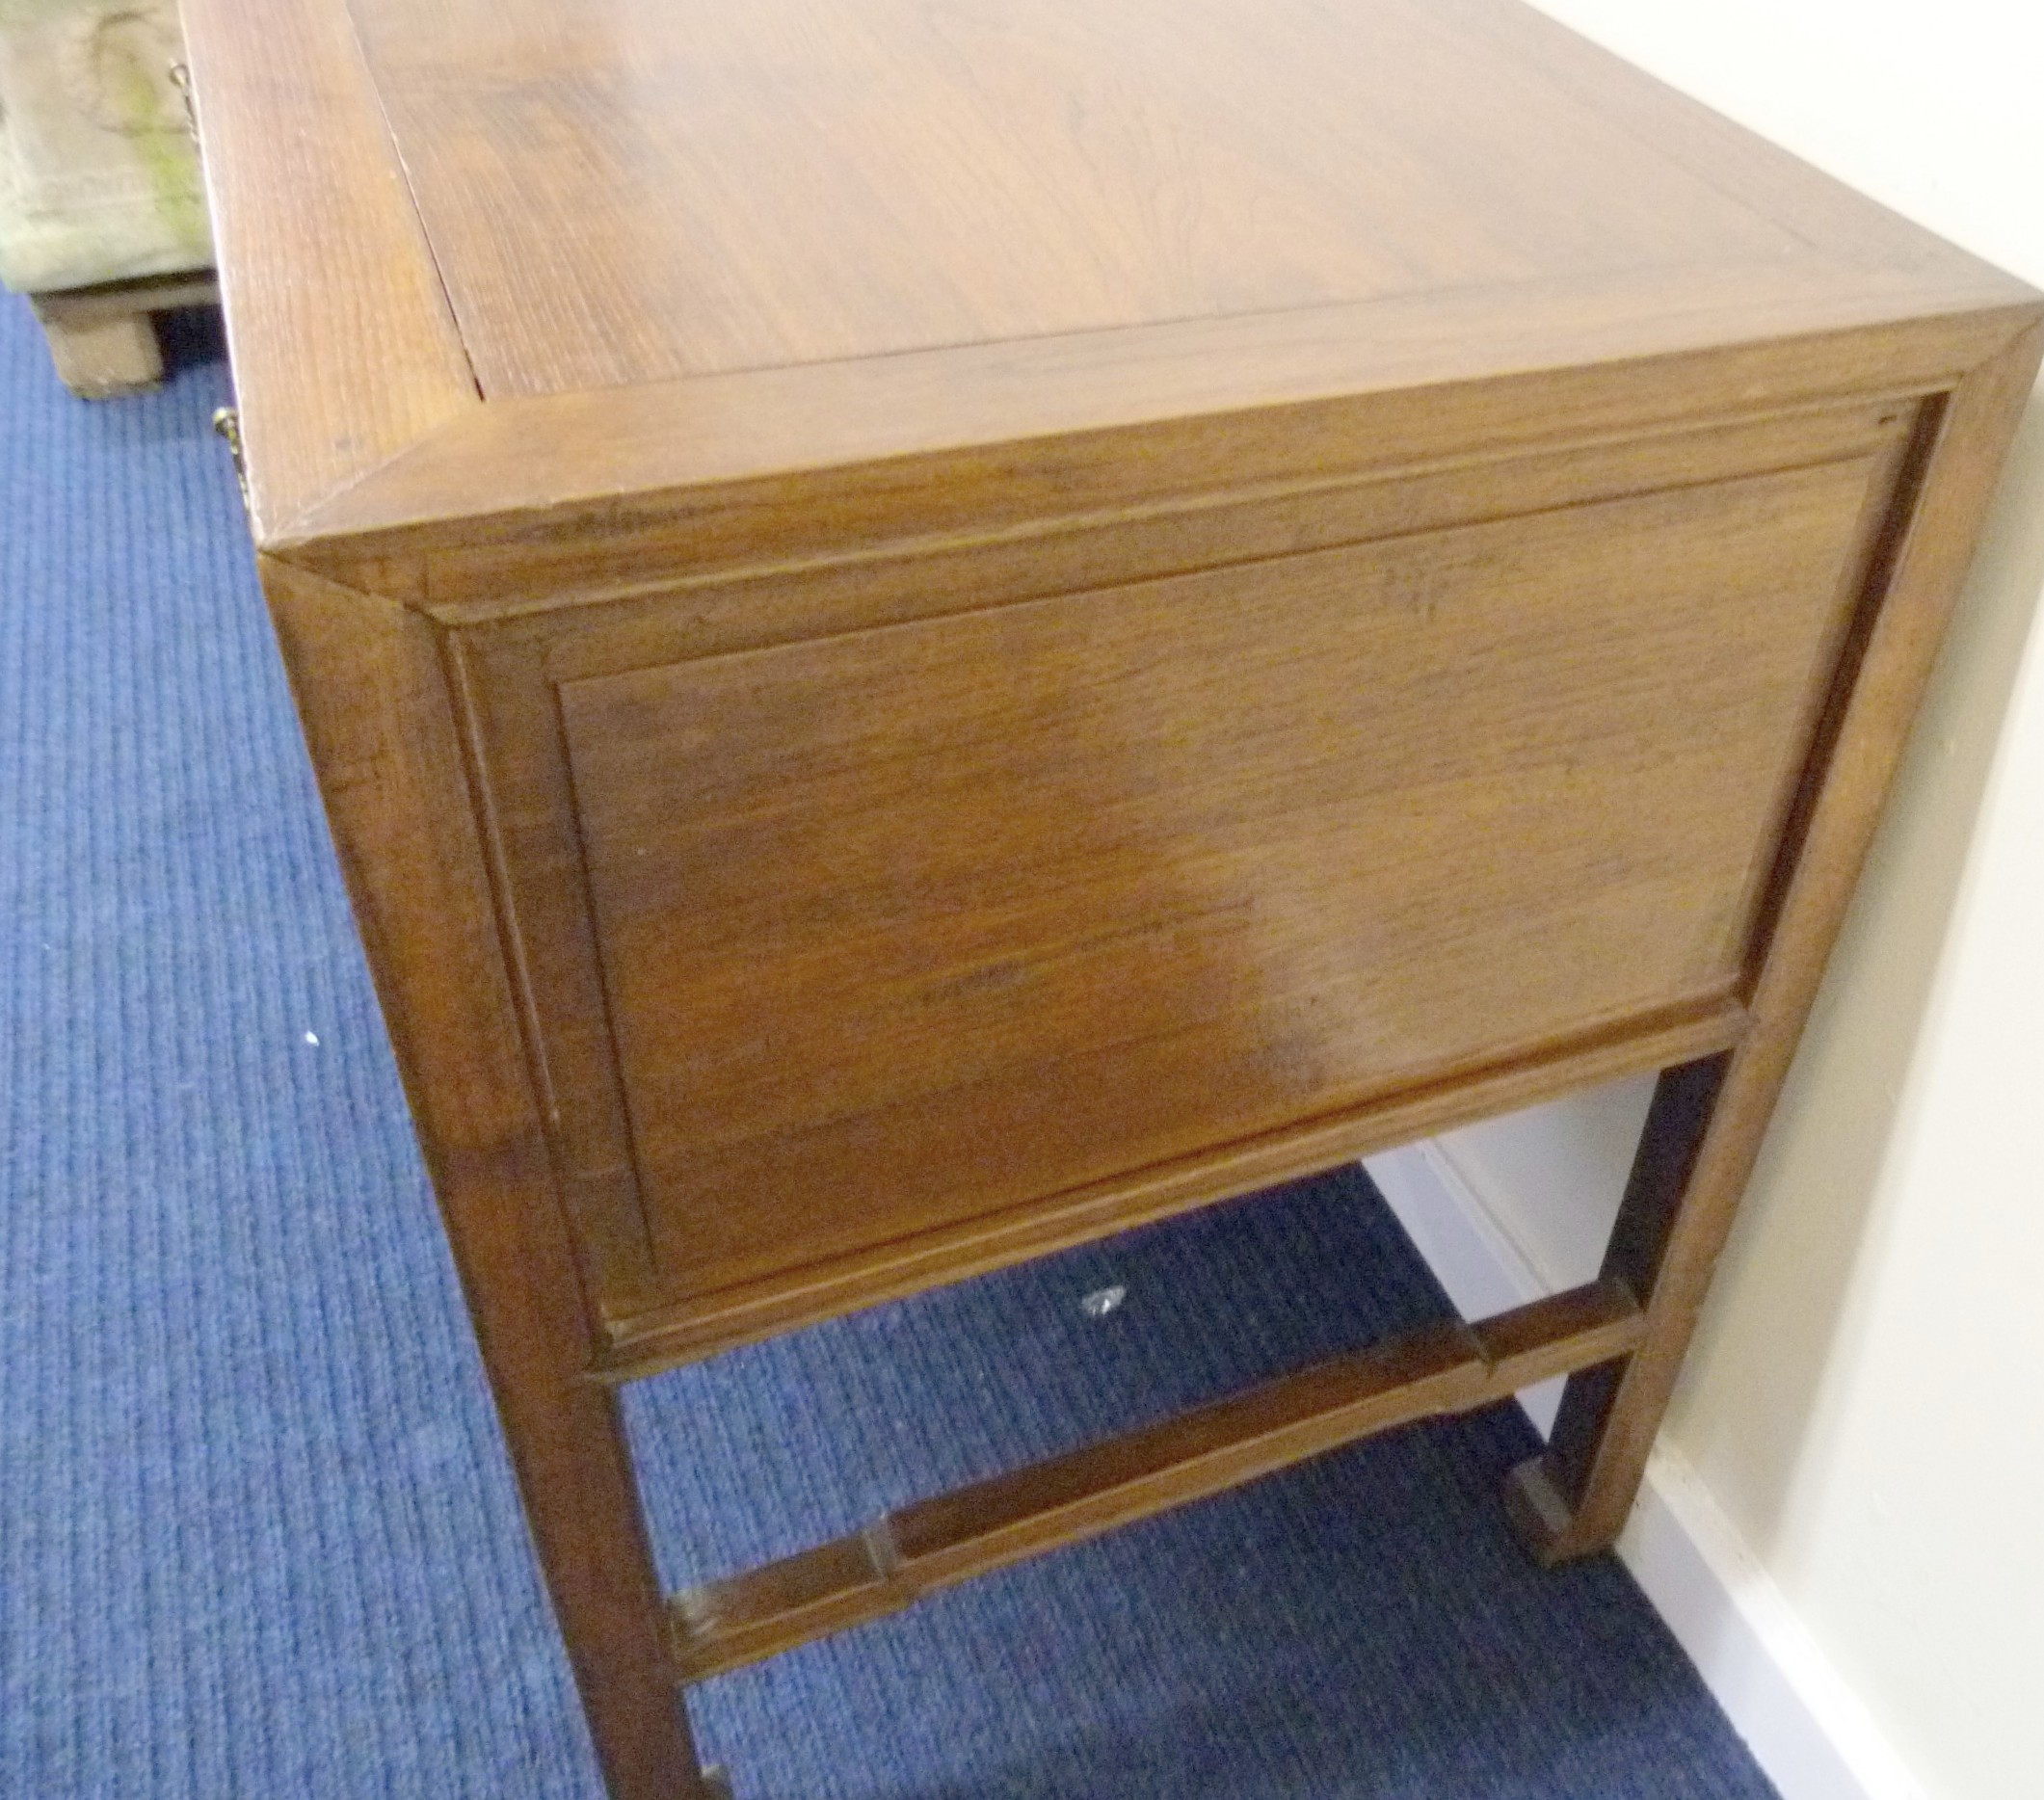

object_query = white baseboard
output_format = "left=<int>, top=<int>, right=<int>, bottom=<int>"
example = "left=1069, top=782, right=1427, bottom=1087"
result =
left=1620, top=1444, right=1929, bottom=1800
left=1363, top=1144, right=1926, bottom=1800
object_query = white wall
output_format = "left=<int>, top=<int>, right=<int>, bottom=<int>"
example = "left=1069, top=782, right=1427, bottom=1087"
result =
left=1429, top=6, right=2044, bottom=1796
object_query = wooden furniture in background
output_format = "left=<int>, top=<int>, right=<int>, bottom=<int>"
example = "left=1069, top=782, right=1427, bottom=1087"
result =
left=27, top=270, right=219, bottom=396
left=0, top=3, right=214, bottom=395
left=177, top=1, right=2040, bottom=1794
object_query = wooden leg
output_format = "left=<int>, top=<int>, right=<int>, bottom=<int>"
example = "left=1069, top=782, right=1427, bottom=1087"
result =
left=1503, top=1054, right=1729, bottom=1563
left=1507, top=323, right=2044, bottom=1567
left=486, top=1362, right=725, bottom=1799
left=1504, top=327, right=2044, bottom=1569
left=32, top=299, right=165, bottom=398
left=261, top=563, right=719, bottom=1798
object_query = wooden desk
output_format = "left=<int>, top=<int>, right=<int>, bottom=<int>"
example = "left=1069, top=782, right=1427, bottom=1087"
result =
left=180, top=2, right=2039, bottom=1793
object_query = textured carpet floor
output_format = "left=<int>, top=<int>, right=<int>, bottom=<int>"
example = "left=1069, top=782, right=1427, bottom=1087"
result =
left=0, top=294, right=1777, bottom=1800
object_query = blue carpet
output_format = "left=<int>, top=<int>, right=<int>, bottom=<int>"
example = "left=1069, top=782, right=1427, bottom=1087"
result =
left=0, top=292, right=1776, bottom=1800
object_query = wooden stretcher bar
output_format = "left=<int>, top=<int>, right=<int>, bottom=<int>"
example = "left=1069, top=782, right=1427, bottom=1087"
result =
left=668, top=1279, right=1645, bottom=1682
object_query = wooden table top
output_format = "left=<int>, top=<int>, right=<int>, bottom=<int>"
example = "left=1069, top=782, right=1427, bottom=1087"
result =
left=348, top=0, right=1837, bottom=392
left=184, top=0, right=2030, bottom=560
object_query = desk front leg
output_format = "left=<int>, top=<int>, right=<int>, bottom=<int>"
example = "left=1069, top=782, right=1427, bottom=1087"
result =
left=261, top=558, right=721, bottom=1800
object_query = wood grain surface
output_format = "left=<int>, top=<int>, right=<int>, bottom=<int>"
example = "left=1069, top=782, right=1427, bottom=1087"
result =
left=560, top=460, right=1880, bottom=1303
left=1510, top=316, right=2044, bottom=1562
left=345, top=0, right=1812, bottom=394
left=177, top=0, right=476, bottom=540
left=183, top=0, right=2031, bottom=559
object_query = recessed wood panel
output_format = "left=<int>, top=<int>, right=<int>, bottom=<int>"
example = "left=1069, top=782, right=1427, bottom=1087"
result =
left=559, top=459, right=1876, bottom=1300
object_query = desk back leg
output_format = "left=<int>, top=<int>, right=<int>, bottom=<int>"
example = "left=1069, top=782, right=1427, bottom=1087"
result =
left=1503, top=1054, right=1726, bottom=1561
left=1504, top=315, right=2044, bottom=1565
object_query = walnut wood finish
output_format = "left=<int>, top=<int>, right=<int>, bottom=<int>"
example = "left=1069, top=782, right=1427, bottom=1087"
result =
left=177, top=1, right=2043, bottom=1794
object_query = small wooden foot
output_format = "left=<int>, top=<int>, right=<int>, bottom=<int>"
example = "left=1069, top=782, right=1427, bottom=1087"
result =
left=701, top=1769, right=734, bottom=1800
left=1502, top=1454, right=1603, bottom=1567
left=27, top=273, right=219, bottom=400
left=32, top=301, right=164, bottom=397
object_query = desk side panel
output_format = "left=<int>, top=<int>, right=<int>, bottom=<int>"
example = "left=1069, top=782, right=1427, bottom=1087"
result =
left=530, top=453, right=1883, bottom=1310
